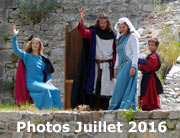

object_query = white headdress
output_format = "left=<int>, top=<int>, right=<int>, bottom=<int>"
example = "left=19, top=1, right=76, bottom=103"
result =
left=114, top=17, right=140, bottom=39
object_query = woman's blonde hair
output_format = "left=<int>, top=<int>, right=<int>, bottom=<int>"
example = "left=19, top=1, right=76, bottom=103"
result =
left=25, top=37, right=44, bottom=55
left=94, top=13, right=112, bottom=31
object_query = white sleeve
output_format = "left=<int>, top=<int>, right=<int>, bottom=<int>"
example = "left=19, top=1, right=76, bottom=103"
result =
left=130, top=34, right=139, bottom=67
left=114, top=53, right=119, bottom=69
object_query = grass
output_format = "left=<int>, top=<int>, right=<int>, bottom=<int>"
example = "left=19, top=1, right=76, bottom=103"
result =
left=0, top=103, right=18, bottom=111
left=0, top=102, right=76, bottom=112
left=0, top=102, right=61, bottom=112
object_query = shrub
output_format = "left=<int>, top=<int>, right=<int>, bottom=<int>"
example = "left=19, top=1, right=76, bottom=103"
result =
left=16, top=0, right=57, bottom=24
left=2, top=33, right=10, bottom=42
left=120, top=107, right=134, bottom=121
left=158, top=25, right=180, bottom=82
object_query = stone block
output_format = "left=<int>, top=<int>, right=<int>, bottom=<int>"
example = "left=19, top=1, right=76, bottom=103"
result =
left=0, top=0, right=16, bottom=9
left=143, top=4, right=154, bottom=12
left=133, top=111, right=149, bottom=119
left=92, top=111, right=101, bottom=121
left=0, top=122, right=5, bottom=129
left=166, top=120, right=175, bottom=129
left=0, top=132, right=13, bottom=138
left=101, top=111, right=116, bottom=122
left=149, top=111, right=169, bottom=119
left=0, top=111, right=22, bottom=122
left=76, top=112, right=92, bottom=124
left=0, top=65, right=3, bottom=77
left=54, top=111, right=75, bottom=122
left=176, top=122, right=180, bottom=130
left=0, top=50, right=11, bottom=63
left=168, top=111, right=180, bottom=119
left=0, top=79, right=4, bottom=91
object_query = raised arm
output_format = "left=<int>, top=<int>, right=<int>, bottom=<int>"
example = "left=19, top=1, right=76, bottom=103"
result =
left=77, top=9, right=92, bottom=40
left=12, top=25, right=27, bottom=61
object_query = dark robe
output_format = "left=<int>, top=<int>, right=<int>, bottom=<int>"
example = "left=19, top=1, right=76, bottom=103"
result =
left=71, top=24, right=116, bottom=110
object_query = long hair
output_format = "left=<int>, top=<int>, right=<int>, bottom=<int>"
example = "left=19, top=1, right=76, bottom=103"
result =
left=94, top=13, right=112, bottom=31
left=25, top=37, right=44, bottom=55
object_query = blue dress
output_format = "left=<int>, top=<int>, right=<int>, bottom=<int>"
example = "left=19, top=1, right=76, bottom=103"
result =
left=108, top=34, right=138, bottom=110
left=12, top=36, right=62, bottom=110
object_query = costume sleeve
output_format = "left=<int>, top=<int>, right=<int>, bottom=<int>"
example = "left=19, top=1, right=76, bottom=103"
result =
left=77, top=22, right=92, bottom=40
left=138, top=58, right=147, bottom=64
left=130, top=34, right=139, bottom=67
left=140, top=54, right=159, bottom=72
left=114, top=53, right=119, bottom=69
left=45, top=67, right=52, bottom=82
left=12, top=36, right=27, bottom=61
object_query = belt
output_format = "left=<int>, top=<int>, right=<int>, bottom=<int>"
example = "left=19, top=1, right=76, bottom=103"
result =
left=119, top=60, right=131, bottom=66
left=96, top=59, right=113, bottom=80
left=96, top=59, right=112, bottom=64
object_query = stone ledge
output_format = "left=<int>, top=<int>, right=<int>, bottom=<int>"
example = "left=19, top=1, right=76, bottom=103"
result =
left=0, top=110, right=180, bottom=138
left=0, top=110, right=180, bottom=121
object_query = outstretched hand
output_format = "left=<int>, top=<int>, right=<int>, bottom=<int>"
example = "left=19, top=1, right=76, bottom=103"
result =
left=80, top=8, right=85, bottom=25
left=13, top=25, right=19, bottom=36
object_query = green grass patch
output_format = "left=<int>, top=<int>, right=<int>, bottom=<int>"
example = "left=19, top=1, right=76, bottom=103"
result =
left=0, top=102, right=62, bottom=112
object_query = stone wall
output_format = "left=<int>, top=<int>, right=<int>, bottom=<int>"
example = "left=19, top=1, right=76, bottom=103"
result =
left=0, top=110, right=180, bottom=138
left=0, top=0, right=157, bottom=104
left=4, top=0, right=180, bottom=104
left=160, top=56, right=180, bottom=110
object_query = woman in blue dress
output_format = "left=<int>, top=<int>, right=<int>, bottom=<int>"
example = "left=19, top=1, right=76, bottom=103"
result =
left=108, top=18, right=140, bottom=110
left=12, top=25, right=62, bottom=110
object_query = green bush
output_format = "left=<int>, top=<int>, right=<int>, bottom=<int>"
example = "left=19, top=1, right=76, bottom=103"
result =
left=2, top=33, right=10, bottom=41
left=120, top=107, right=134, bottom=121
left=16, top=0, right=57, bottom=24
left=158, top=25, right=180, bottom=82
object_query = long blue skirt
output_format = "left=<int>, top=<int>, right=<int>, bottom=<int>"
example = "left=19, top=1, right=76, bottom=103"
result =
left=108, top=62, right=137, bottom=110
left=27, top=82, right=62, bottom=110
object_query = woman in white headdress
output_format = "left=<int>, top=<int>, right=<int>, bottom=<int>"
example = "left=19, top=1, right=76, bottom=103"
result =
left=108, top=17, right=140, bottom=110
